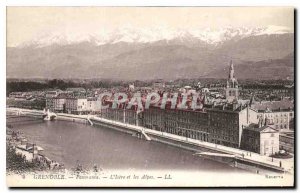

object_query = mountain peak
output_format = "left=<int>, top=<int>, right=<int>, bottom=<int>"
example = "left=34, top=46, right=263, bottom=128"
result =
left=15, top=25, right=293, bottom=48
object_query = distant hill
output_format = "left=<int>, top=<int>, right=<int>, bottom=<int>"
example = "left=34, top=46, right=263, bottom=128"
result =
left=7, top=28, right=294, bottom=80
left=204, top=53, right=294, bottom=80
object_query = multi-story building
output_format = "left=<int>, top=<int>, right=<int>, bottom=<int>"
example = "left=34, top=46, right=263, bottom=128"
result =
left=46, top=97, right=55, bottom=111
left=46, top=93, right=68, bottom=112
left=251, top=100, right=294, bottom=130
left=47, top=95, right=101, bottom=114
left=65, top=97, right=88, bottom=114
left=87, top=97, right=101, bottom=113
left=45, top=90, right=63, bottom=111
left=207, top=106, right=257, bottom=148
left=100, top=103, right=258, bottom=149
left=101, top=107, right=137, bottom=125
left=241, top=123, right=280, bottom=156
left=99, top=61, right=258, bottom=149
left=53, top=98, right=66, bottom=113
left=97, top=60, right=292, bottom=153
left=142, top=107, right=210, bottom=141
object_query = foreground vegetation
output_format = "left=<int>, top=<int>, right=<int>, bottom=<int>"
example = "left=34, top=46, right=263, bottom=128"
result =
left=6, top=145, right=44, bottom=174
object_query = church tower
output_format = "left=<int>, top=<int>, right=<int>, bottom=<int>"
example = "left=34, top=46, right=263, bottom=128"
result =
left=225, top=60, right=239, bottom=103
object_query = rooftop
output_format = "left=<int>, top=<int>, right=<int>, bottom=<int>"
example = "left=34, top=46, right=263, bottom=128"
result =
left=244, top=123, right=277, bottom=133
left=66, top=87, right=86, bottom=92
left=251, top=100, right=294, bottom=112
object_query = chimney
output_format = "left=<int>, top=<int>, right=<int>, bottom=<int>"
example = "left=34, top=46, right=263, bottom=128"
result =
left=258, top=116, right=262, bottom=128
left=264, top=117, right=269, bottom=126
left=233, top=102, right=239, bottom=111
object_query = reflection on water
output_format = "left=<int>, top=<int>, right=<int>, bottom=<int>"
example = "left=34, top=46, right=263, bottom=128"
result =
left=8, top=117, right=244, bottom=172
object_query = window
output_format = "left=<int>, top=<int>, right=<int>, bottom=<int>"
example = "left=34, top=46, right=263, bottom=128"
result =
left=270, top=133, right=274, bottom=137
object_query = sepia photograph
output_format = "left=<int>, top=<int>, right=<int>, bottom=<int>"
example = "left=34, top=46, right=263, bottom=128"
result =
left=6, top=6, right=294, bottom=187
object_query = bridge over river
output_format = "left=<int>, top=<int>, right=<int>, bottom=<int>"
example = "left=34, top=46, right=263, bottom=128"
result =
left=7, top=113, right=245, bottom=172
left=6, top=108, right=293, bottom=174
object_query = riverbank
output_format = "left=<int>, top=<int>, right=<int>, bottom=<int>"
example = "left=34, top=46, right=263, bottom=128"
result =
left=90, top=116, right=293, bottom=174
left=6, top=107, right=294, bottom=174
left=6, top=126, right=65, bottom=174
left=56, top=113, right=89, bottom=124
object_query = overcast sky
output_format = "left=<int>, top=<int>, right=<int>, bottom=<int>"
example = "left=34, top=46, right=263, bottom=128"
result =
left=7, top=7, right=294, bottom=47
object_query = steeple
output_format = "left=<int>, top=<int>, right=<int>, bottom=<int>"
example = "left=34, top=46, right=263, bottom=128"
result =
left=228, top=60, right=234, bottom=79
left=225, top=60, right=239, bottom=103
left=227, top=60, right=238, bottom=89
left=249, top=93, right=255, bottom=107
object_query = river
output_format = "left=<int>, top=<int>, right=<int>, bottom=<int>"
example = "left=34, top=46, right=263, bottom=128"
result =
left=8, top=116, right=245, bottom=173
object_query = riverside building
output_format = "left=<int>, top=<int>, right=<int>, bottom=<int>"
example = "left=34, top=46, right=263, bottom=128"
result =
left=100, top=61, right=259, bottom=149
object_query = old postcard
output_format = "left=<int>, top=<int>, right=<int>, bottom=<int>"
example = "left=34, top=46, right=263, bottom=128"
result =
left=6, top=7, right=294, bottom=187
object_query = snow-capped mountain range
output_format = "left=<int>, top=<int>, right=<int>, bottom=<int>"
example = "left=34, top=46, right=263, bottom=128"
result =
left=18, top=25, right=293, bottom=48
left=8, top=24, right=294, bottom=80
